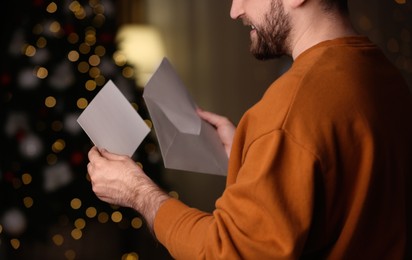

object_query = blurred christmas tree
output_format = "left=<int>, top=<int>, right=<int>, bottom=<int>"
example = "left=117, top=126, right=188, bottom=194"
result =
left=0, top=0, right=170, bottom=259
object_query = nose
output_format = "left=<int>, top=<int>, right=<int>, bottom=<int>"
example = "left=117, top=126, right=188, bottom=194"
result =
left=230, top=0, right=244, bottom=20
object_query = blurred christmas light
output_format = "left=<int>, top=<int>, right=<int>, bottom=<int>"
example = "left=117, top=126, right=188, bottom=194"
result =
left=122, top=252, right=139, bottom=260
left=52, top=234, right=64, bottom=246
left=78, top=61, right=90, bottom=73
left=64, top=113, right=82, bottom=134
left=111, top=211, right=123, bottom=223
left=24, top=45, right=37, bottom=57
left=71, top=228, right=82, bottom=240
left=68, top=50, right=80, bottom=62
left=74, top=218, right=86, bottom=229
left=36, top=37, right=47, bottom=48
left=46, top=2, right=58, bottom=14
left=76, top=98, right=88, bottom=109
left=45, top=96, right=57, bottom=108
left=97, top=212, right=109, bottom=223
left=1, top=208, right=27, bottom=236
left=130, top=217, right=142, bottom=229
left=43, top=162, right=73, bottom=192
left=67, top=32, right=80, bottom=44
left=49, top=61, right=75, bottom=90
left=10, top=239, right=21, bottom=250
left=18, top=68, right=40, bottom=89
left=85, top=207, right=97, bottom=218
left=85, top=80, right=97, bottom=91
left=35, top=66, right=49, bottom=79
left=395, top=0, right=406, bottom=4
left=21, top=173, right=32, bottom=185
left=19, top=133, right=43, bottom=159
left=23, top=197, right=34, bottom=208
left=70, top=198, right=82, bottom=210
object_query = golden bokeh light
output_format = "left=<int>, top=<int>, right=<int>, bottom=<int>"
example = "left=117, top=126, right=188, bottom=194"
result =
left=89, top=67, right=101, bottom=78
left=144, top=119, right=153, bottom=129
left=78, top=61, right=90, bottom=73
left=46, top=2, right=58, bottom=13
left=45, top=96, right=56, bottom=108
left=52, top=139, right=66, bottom=153
left=49, top=21, right=61, bottom=33
left=24, top=45, right=36, bottom=57
left=74, top=218, right=86, bottom=229
left=122, top=66, right=134, bottom=78
left=85, top=80, right=97, bottom=91
left=22, top=173, right=32, bottom=185
left=77, top=98, right=88, bottom=109
left=95, top=45, right=106, bottom=56
left=10, top=239, right=20, bottom=250
left=68, top=50, right=80, bottom=62
left=71, top=228, right=82, bottom=240
left=169, top=191, right=179, bottom=199
left=111, top=211, right=123, bottom=223
left=23, top=197, right=34, bottom=208
left=85, top=207, right=97, bottom=218
left=88, top=54, right=100, bottom=66
left=79, top=43, right=91, bottom=54
left=98, top=212, right=109, bottom=223
left=122, top=252, right=139, bottom=260
left=36, top=37, right=47, bottom=48
left=65, top=250, right=76, bottom=260
left=95, top=75, right=106, bottom=86
left=131, top=217, right=143, bottom=229
left=52, top=234, right=64, bottom=246
left=36, top=67, right=49, bottom=79
left=113, top=51, right=127, bottom=66
left=47, top=153, right=58, bottom=165
left=68, top=33, right=79, bottom=44
left=70, top=198, right=82, bottom=210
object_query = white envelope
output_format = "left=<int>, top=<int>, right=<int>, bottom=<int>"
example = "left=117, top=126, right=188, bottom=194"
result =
left=77, top=80, right=150, bottom=156
left=143, top=58, right=228, bottom=175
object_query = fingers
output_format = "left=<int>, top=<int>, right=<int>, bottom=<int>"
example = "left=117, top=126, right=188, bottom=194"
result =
left=197, top=108, right=228, bottom=127
left=99, top=148, right=129, bottom=161
left=88, top=146, right=102, bottom=161
left=88, top=146, right=128, bottom=162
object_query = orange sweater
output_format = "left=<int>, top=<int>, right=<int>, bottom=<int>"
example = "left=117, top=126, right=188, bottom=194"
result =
left=154, top=37, right=412, bottom=259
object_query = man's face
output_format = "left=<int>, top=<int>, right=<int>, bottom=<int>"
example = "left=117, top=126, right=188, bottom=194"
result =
left=238, top=0, right=292, bottom=59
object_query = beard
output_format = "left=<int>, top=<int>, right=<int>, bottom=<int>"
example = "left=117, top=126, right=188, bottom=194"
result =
left=249, top=0, right=292, bottom=60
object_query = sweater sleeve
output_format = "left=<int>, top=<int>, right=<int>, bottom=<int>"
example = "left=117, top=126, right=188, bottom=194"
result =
left=154, top=130, right=319, bottom=259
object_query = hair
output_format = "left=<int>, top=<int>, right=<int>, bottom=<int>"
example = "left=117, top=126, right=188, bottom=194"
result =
left=320, top=0, right=349, bottom=13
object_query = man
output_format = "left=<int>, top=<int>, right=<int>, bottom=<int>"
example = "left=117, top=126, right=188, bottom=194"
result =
left=87, top=0, right=412, bottom=258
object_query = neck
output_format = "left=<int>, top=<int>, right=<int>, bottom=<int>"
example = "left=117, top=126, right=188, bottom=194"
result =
left=289, top=8, right=358, bottom=59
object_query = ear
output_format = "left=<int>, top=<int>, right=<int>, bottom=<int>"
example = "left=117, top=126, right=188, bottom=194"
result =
left=286, top=0, right=307, bottom=9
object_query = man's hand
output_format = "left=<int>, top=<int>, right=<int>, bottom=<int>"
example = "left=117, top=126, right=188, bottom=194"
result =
left=87, top=146, right=170, bottom=230
left=197, top=108, right=236, bottom=157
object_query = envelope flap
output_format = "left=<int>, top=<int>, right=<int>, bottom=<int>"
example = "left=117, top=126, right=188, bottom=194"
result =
left=143, top=58, right=201, bottom=135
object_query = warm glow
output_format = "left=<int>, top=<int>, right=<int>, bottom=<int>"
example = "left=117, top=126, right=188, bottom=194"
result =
left=23, top=197, right=34, bottom=208
left=52, top=234, right=64, bottom=246
left=47, top=2, right=58, bottom=13
left=77, top=98, right=88, bottom=109
left=70, top=198, right=82, bottom=209
left=68, top=50, right=80, bottom=62
left=85, top=207, right=97, bottom=218
left=116, top=25, right=166, bottom=86
left=22, top=173, right=32, bottom=185
left=36, top=67, right=49, bottom=79
left=45, top=96, right=57, bottom=108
